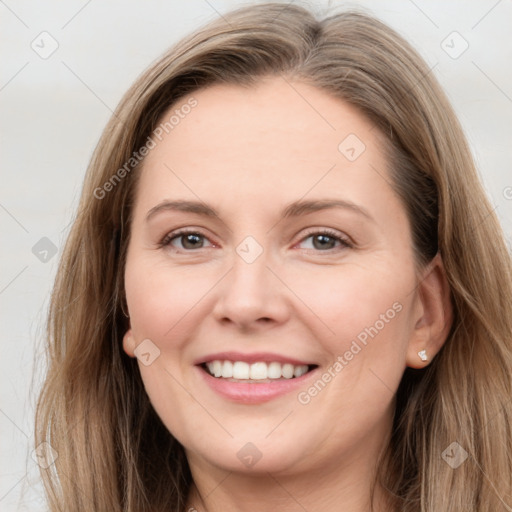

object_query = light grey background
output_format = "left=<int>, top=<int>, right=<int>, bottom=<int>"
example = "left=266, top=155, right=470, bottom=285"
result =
left=1, top=0, right=511, bottom=509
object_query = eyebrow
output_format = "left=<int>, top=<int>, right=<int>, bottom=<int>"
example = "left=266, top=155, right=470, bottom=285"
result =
left=145, top=198, right=374, bottom=223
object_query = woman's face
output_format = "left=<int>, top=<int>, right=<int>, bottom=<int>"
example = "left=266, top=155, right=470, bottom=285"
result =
left=123, top=77, right=431, bottom=476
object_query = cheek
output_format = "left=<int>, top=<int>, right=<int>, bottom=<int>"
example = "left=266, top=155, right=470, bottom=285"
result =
left=124, top=255, right=214, bottom=346
left=290, top=266, right=413, bottom=443
left=284, top=260, right=413, bottom=347
left=288, top=261, right=415, bottom=410
left=124, top=255, right=210, bottom=441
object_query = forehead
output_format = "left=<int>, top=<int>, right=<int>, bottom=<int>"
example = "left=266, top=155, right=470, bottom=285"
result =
left=149, top=77, right=379, bottom=162
left=132, top=76, right=398, bottom=223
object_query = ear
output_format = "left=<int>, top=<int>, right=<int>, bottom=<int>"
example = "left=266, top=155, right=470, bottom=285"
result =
left=122, top=328, right=136, bottom=358
left=406, top=252, right=453, bottom=369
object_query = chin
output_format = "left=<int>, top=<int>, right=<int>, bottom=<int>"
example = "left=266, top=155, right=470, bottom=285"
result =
left=185, top=436, right=306, bottom=474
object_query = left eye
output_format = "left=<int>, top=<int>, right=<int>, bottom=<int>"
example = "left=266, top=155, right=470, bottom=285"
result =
left=298, top=232, right=350, bottom=251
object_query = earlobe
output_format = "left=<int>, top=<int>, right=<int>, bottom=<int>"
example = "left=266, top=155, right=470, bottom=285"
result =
left=122, top=328, right=136, bottom=358
left=406, top=252, right=453, bottom=369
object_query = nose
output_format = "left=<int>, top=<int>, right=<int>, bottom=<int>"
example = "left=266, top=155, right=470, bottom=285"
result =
left=212, top=244, right=290, bottom=331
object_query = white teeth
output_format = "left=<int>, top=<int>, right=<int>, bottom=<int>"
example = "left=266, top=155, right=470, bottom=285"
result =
left=293, top=365, right=308, bottom=377
left=281, top=363, right=294, bottom=379
left=249, top=362, right=268, bottom=380
left=222, top=360, right=233, bottom=378
left=212, top=360, right=222, bottom=377
left=267, top=362, right=282, bottom=379
left=232, top=361, right=250, bottom=379
left=204, top=360, right=310, bottom=380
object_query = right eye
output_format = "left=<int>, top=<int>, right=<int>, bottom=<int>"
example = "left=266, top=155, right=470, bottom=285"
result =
left=159, top=230, right=215, bottom=251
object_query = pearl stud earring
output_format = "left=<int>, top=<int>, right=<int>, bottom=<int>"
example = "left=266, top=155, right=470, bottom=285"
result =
left=418, top=350, right=428, bottom=362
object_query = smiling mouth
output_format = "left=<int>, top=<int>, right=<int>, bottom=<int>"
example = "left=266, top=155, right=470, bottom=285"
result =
left=201, top=360, right=318, bottom=382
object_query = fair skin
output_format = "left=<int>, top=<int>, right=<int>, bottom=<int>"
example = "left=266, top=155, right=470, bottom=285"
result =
left=122, top=76, right=452, bottom=512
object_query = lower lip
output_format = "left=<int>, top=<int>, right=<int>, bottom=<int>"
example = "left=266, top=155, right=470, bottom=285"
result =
left=196, top=365, right=318, bottom=404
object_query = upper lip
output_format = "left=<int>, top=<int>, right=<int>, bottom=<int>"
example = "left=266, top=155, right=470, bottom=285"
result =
left=194, top=351, right=315, bottom=366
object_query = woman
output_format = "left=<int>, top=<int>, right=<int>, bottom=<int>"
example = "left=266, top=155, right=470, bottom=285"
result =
left=35, top=2, right=512, bottom=511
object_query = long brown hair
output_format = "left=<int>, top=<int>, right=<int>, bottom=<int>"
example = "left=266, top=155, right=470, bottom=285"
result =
left=35, top=3, right=512, bottom=510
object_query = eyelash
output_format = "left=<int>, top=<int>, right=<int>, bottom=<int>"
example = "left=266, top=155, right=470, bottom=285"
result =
left=158, top=228, right=353, bottom=253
